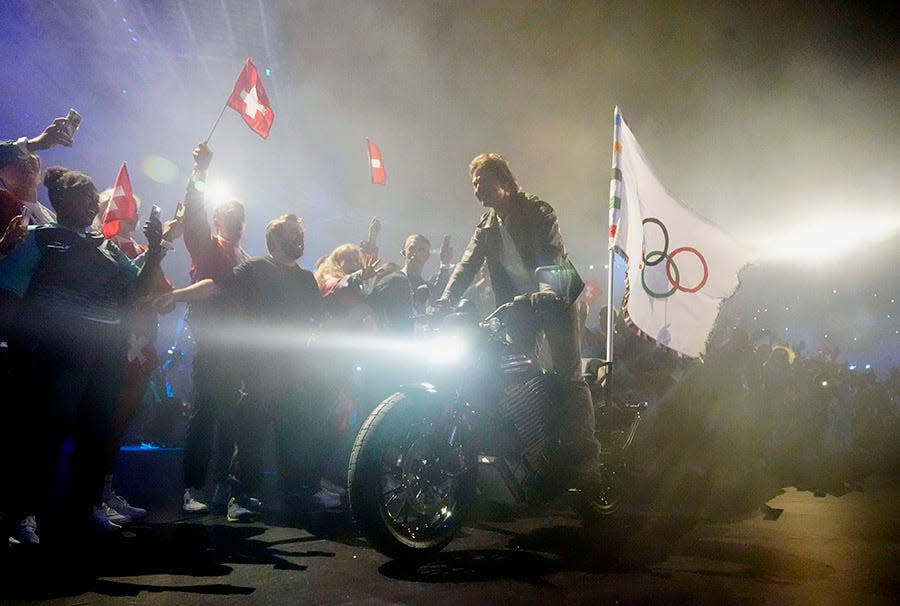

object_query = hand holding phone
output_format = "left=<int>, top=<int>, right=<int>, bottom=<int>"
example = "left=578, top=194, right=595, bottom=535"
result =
left=64, top=108, right=82, bottom=138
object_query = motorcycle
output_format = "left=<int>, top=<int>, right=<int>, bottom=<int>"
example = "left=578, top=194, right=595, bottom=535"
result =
left=347, top=267, right=645, bottom=561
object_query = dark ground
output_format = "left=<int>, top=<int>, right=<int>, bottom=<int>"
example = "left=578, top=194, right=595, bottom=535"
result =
left=1, top=445, right=898, bottom=606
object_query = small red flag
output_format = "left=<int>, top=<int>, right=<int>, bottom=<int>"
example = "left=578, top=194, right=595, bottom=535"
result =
left=102, top=162, right=137, bottom=238
left=366, top=138, right=386, bottom=185
left=226, top=58, right=274, bottom=139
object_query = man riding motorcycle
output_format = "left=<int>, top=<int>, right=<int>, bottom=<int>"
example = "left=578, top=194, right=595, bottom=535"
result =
left=437, top=152, right=601, bottom=494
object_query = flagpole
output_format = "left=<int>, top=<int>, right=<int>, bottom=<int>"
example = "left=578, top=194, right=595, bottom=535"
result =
left=604, top=106, right=622, bottom=408
left=205, top=102, right=229, bottom=144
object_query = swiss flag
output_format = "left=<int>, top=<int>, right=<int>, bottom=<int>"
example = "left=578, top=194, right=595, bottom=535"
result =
left=226, top=58, right=274, bottom=139
left=102, top=162, right=137, bottom=239
left=366, top=138, right=386, bottom=185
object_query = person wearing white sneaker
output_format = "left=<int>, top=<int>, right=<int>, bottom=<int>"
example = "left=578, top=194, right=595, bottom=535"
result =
left=154, top=214, right=326, bottom=525
left=7, top=515, right=39, bottom=546
left=174, top=143, right=248, bottom=521
left=98, top=502, right=130, bottom=527
left=0, top=167, right=166, bottom=548
left=226, top=497, right=256, bottom=523
left=183, top=487, right=209, bottom=514
left=104, top=488, right=147, bottom=523
left=91, top=505, right=123, bottom=533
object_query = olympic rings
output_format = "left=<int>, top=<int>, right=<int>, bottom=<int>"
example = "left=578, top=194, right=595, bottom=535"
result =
left=667, top=246, right=708, bottom=293
left=642, top=251, right=679, bottom=298
left=640, top=218, right=709, bottom=298
left=641, top=218, right=668, bottom=267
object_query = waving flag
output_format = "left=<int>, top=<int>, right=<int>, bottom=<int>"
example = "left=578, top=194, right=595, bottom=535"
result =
left=366, top=138, right=386, bottom=185
left=102, top=162, right=137, bottom=238
left=227, top=58, right=274, bottom=139
left=609, top=107, right=753, bottom=358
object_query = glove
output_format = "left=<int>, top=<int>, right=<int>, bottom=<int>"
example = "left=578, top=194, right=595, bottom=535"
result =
left=529, top=291, right=562, bottom=308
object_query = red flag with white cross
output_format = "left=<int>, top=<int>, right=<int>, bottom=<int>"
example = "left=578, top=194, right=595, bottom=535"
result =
left=366, top=138, right=386, bottom=185
left=226, top=58, right=274, bottom=139
left=102, top=162, right=137, bottom=238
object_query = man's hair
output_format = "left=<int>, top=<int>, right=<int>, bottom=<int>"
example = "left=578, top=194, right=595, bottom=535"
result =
left=42, top=166, right=96, bottom=212
left=469, top=153, right=519, bottom=192
left=213, top=198, right=245, bottom=223
left=265, top=213, right=302, bottom=254
left=402, top=233, right=430, bottom=256
left=0, top=152, right=40, bottom=186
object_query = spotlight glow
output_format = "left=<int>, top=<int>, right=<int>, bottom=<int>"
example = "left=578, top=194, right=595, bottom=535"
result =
left=757, top=212, right=900, bottom=265
left=204, top=180, right=236, bottom=204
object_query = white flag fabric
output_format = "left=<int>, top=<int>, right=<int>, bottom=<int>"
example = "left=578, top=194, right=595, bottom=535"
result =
left=609, top=107, right=753, bottom=358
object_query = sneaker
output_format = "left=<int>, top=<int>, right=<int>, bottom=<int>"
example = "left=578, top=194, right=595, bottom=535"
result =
left=91, top=505, right=123, bottom=533
left=183, top=487, right=209, bottom=514
left=312, top=484, right=344, bottom=510
left=8, top=515, right=39, bottom=546
left=107, top=492, right=147, bottom=522
left=103, top=501, right=132, bottom=526
left=226, top=498, right=256, bottom=523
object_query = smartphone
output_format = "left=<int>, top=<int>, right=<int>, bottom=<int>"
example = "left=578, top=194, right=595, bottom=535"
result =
left=150, top=204, right=161, bottom=221
left=19, top=206, right=33, bottom=228
left=64, top=108, right=82, bottom=137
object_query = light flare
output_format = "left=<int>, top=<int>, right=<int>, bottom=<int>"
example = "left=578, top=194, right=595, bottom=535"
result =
left=756, top=212, right=900, bottom=265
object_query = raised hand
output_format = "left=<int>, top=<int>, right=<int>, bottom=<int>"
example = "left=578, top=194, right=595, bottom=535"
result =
left=143, top=212, right=163, bottom=253
left=360, top=253, right=384, bottom=281
left=28, top=117, right=74, bottom=150
left=192, top=141, right=213, bottom=172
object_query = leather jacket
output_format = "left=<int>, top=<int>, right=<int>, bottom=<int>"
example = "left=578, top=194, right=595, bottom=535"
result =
left=442, top=191, right=566, bottom=306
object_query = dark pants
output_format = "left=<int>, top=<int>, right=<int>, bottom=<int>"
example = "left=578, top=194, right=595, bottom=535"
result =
left=509, top=300, right=600, bottom=470
left=3, top=323, right=124, bottom=531
left=228, top=363, right=335, bottom=502
left=182, top=344, right=243, bottom=491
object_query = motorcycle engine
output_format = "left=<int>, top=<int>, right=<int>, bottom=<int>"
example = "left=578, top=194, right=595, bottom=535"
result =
left=496, top=368, right=565, bottom=500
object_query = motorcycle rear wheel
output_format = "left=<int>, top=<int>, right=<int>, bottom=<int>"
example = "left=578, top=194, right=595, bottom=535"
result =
left=348, top=391, right=478, bottom=561
left=577, top=458, right=625, bottom=525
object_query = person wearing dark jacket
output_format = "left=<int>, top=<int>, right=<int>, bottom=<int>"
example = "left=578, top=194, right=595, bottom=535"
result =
left=439, top=152, right=601, bottom=490
left=0, top=166, right=164, bottom=545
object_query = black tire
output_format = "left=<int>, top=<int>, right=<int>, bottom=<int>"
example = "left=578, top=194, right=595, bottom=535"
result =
left=577, top=457, right=625, bottom=526
left=348, top=391, right=478, bottom=561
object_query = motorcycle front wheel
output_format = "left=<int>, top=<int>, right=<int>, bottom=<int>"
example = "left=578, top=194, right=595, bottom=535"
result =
left=348, top=391, right=478, bottom=561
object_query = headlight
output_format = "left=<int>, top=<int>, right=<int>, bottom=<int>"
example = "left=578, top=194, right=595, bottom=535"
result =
left=415, top=335, right=469, bottom=365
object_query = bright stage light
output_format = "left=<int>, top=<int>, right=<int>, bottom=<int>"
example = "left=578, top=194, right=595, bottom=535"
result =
left=204, top=180, right=236, bottom=204
left=756, top=212, right=900, bottom=265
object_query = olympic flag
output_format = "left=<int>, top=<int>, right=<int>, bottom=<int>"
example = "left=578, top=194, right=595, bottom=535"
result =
left=608, top=107, right=753, bottom=358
